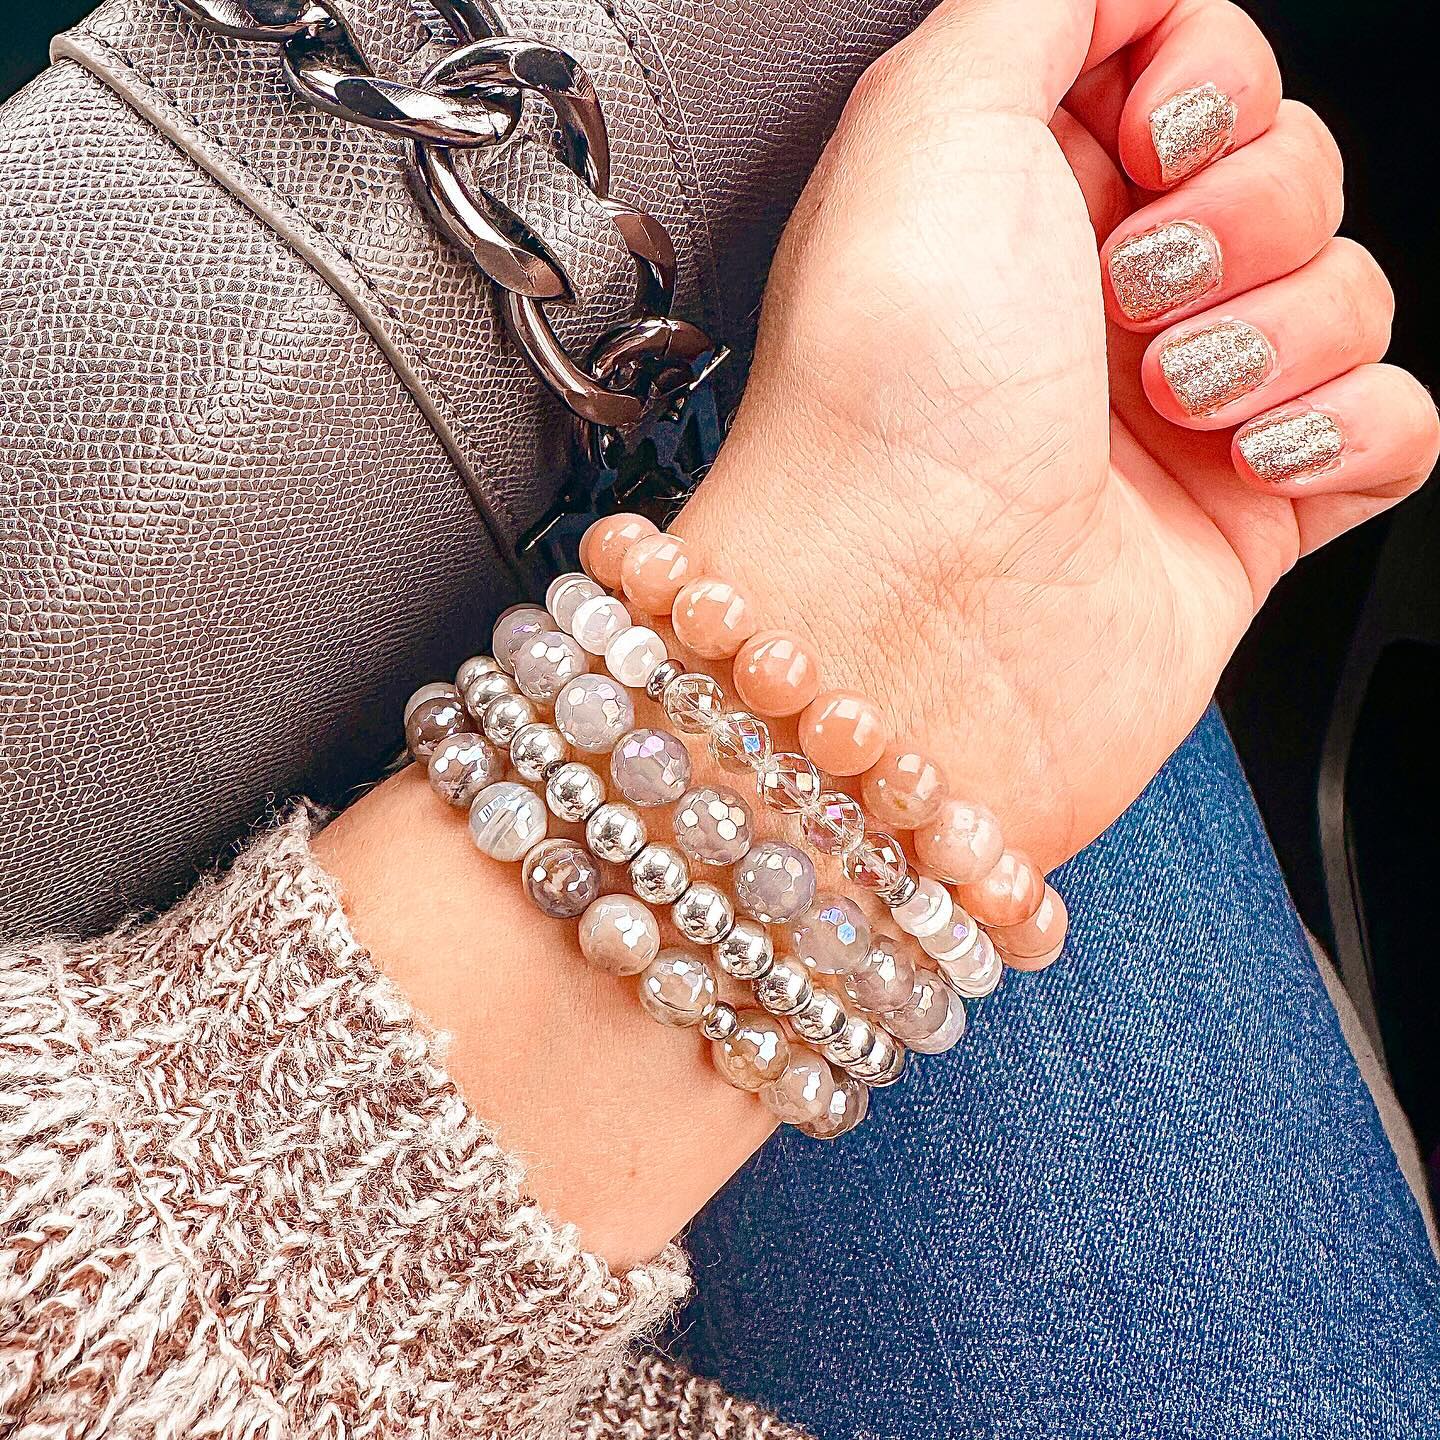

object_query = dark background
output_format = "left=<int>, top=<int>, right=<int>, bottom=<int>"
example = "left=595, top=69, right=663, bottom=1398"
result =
left=3, top=3, right=1436, bottom=1172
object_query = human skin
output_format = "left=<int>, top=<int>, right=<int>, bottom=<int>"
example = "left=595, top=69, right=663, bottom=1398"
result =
left=315, top=0, right=1438, bottom=1268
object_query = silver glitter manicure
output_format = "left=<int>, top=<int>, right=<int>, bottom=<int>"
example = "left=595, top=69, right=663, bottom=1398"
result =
left=1158, top=320, right=1276, bottom=417
left=1108, top=220, right=1222, bottom=322
left=1236, top=410, right=1345, bottom=482
left=1150, top=83, right=1238, bottom=186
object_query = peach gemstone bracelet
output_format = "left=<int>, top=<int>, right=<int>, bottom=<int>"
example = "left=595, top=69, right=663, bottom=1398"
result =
left=580, top=513, right=1069, bottom=974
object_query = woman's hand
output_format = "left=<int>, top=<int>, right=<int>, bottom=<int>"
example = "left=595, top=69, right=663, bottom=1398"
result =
left=678, top=0, right=1438, bottom=871
left=319, top=0, right=1436, bottom=1268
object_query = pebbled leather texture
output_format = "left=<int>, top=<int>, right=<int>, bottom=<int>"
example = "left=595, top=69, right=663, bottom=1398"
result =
left=0, top=0, right=931, bottom=943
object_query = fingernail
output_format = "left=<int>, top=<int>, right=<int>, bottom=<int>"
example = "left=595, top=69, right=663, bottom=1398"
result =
left=1236, top=410, right=1345, bottom=482
left=1108, top=220, right=1222, bottom=322
left=1158, top=320, right=1276, bottom=417
left=1150, top=83, right=1238, bottom=186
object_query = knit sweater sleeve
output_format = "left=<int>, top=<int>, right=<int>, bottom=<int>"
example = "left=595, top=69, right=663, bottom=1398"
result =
left=0, top=809, right=804, bottom=1440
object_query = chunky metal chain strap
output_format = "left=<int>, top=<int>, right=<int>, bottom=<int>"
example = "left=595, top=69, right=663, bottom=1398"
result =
left=173, top=0, right=722, bottom=442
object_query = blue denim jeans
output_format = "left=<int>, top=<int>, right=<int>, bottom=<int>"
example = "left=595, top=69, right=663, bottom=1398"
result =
left=677, top=708, right=1440, bottom=1437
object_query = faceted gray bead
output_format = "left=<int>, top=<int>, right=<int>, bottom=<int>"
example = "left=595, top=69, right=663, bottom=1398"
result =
left=554, top=673, right=635, bottom=754
left=513, top=630, right=587, bottom=704
left=760, top=1053, right=835, bottom=1126
left=585, top=802, right=647, bottom=863
left=405, top=686, right=468, bottom=761
left=578, top=894, right=661, bottom=976
left=610, top=728, right=691, bottom=807
left=791, top=894, right=872, bottom=976
left=734, top=841, right=816, bottom=924
left=492, top=604, right=551, bottom=673
left=883, top=971, right=950, bottom=1044
left=843, top=936, right=918, bottom=1014
left=469, top=782, right=547, bottom=861
left=673, top=785, right=753, bottom=867
left=427, top=733, right=503, bottom=808
left=522, top=838, right=602, bottom=919
left=629, top=843, right=690, bottom=906
left=638, top=949, right=717, bottom=1028
left=800, top=1074, right=870, bottom=1140
left=824, top=1014, right=880, bottom=1070
left=906, top=989, right=968, bottom=1055
left=544, top=761, right=605, bottom=823
left=405, top=681, right=456, bottom=724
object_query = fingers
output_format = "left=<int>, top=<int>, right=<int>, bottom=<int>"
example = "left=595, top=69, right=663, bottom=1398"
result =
left=1141, top=238, right=1394, bottom=429
left=1102, top=101, right=1344, bottom=330
left=1232, top=365, right=1440, bottom=502
left=1116, top=1, right=1283, bottom=190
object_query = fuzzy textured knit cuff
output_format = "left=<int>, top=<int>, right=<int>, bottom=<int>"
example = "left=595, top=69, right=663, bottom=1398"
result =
left=0, top=808, right=806, bottom=1440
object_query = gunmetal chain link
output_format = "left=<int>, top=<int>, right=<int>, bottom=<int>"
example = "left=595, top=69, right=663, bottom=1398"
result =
left=173, top=0, right=721, bottom=438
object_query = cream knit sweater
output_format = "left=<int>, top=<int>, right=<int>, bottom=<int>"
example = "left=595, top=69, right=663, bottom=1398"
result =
left=0, top=811, right=804, bottom=1440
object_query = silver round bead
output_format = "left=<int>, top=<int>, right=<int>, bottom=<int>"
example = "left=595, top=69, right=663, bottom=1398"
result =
left=714, top=919, right=773, bottom=980
left=883, top=869, right=920, bottom=909
left=701, top=1001, right=740, bottom=1042
left=544, top=761, right=605, bottom=823
left=753, top=956, right=813, bottom=1017
left=461, top=668, right=517, bottom=719
left=849, top=1026, right=904, bottom=1083
left=790, top=988, right=849, bottom=1044
left=824, top=1014, right=879, bottom=1070
left=510, top=722, right=569, bottom=782
left=645, top=657, right=685, bottom=702
left=629, top=843, right=690, bottom=906
left=456, top=655, right=504, bottom=693
left=482, top=692, right=537, bottom=748
left=585, top=802, right=647, bottom=863
left=672, top=881, right=736, bottom=944
left=867, top=1042, right=908, bottom=1087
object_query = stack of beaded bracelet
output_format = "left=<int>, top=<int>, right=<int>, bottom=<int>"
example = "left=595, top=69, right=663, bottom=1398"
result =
left=577, top=512, right=1069, bottom=976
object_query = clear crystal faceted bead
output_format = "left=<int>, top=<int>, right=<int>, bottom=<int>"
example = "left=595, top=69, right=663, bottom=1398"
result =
left=800, top=791, right=866, bottom=857
left=662, top=672, right=725, bottom=733
left=843, top=831, right=909, bottom=893
left=755, top=752, right=823, bottom=814
left=708, top=711, right=772, bottom=773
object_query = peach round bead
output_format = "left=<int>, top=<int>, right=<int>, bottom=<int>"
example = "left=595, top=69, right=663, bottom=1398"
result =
left=580, top=513, right=658, bottom=588
left=620, top=533, right=692, bottom=614
left=955, top=848, right=1046, bottom=929
left=861, top=747, right=949, bottom=829
left=733, top=629, right=821, bottom=718
left=914, top=798, right=1005, bottom=885
left=798, top=690, right=888, bottom=778
left=671, top=577, right=757, bottom=660
left=990, top=883, right=1068, bottom=970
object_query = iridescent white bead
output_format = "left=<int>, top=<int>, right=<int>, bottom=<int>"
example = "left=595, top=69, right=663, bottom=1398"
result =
left=761, top=1053, right=835, bottom=1126
left=714, top=918, right=773, bottom=979
left=405, top=684, right=468, bottom=760
left=605, top=626, right=668, bottom=689
left=920, top=907, right=980, bottom=963
left=638, top=949, right=717, bottom=1028
left=468, top=781, right=546, bottom=861
left=940, top=929, right=1003, bottom=998
left=629, top=843, right=690, bottom=906
left=843, top=935, right=917, bottom=1013
left=673, top=785, right=753, bottom=867
left=753, top=956, right=813, bottom=1017
left=578, top=893, right=660, bottom=975
left=672, top=881, right=735, bottom=944
left=492, top=604, right=551, bottom=673
left=427, top=733, right=503, bottom=808
left=800, top=1073, right=869, bottom=1140
left=554, top=674, right=635, bottom=753
left=546, top=572, right=603, bottom=633
left=481, top=692, right=537, bottom=747
left=571, top=594, right=632, bottom=656
left=544, top=761, right=605, bottom=822
left=791, top=894, right=871, bottom=976
left=585, top=802, right=647, bottom=863
left=513, top=630, right=587, bottom=704
left=906, top=988, right=968, bottom=1054
left=610, top=728, right=691, bottom=807
left=891, top=877, right=953, bottom=939
left=510, top=722, right=568, bottom=782
left=734, top=841, right=816, bottom=924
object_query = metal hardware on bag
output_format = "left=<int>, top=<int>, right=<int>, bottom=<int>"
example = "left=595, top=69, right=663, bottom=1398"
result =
left=170, top=0, right=724, bottom=457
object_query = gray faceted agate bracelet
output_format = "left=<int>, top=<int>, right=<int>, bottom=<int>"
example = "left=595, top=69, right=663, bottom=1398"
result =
left=403, top=589, right=979, bottom=1138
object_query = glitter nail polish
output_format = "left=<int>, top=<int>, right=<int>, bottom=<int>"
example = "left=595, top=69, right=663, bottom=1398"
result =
left=1150, top=83, right=1238, bottom=186
left=1108, top=220, right=1222, bottom=322
left=1158, top=320, right=1276, bottom=417
left=1236, top=410, right=1345, bottom=482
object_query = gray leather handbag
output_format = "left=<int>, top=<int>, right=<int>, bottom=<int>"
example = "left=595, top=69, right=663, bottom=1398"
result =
left=0, top=0, right=928, bottom=943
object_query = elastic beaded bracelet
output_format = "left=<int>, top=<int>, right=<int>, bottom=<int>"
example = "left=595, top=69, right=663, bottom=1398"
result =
left=582, top=515, right=1068, bottom=971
